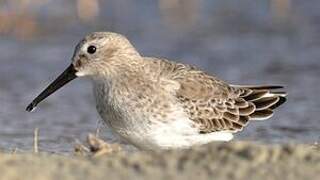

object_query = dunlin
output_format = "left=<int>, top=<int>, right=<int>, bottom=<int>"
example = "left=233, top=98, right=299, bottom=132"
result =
left=26, top=32, right=287, bottom=150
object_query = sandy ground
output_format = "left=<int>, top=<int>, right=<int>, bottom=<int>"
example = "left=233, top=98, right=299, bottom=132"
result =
left=0, top=142, right=319, bottom=180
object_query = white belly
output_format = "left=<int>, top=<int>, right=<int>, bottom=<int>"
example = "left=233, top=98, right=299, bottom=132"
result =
left=99, top=105, right=233, bottom=150
left=141, top=118, right=234, bottom=150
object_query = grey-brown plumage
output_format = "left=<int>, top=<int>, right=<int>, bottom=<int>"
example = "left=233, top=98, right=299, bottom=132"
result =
left=145, top=59, right=287, bottom=134
left=26, top=32, right=287, bottom=150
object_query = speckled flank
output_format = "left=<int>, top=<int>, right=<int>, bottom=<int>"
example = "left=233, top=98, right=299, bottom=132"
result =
left=71, top=32, right=287, bottom=150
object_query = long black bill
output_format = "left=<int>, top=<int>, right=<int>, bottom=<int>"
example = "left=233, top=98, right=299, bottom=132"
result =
left=26, top=64, right=77, bottom=112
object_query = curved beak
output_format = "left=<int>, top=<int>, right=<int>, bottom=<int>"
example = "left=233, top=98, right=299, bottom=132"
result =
left=26, top=64, right=77, bottom=112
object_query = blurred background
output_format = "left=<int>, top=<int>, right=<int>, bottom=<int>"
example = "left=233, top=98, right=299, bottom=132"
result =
left=0, top=0, right=319, bottom=153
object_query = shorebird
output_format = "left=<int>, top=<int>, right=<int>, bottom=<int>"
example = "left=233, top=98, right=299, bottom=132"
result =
left=26, top=32, right=287, bottom=150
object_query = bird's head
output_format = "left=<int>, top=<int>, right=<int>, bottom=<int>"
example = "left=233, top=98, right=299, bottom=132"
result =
left=26, top=32, right=140, bottom=112
left=72, top=32, right=140, bottom=77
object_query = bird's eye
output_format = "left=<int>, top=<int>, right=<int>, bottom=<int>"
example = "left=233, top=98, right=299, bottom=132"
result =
left=87, top=45, right=97, bottom=54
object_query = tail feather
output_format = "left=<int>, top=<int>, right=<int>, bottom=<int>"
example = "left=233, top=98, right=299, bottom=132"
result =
left=233, top=84, right=285, bottom=90
left=243, top=90, right=268, bottom=101
left=252, top=96, right=280, bottom=111
left=233, top=85, right=287, bottom=121
left=249, top=109, right=274, bottom=120
left=269, top=91, right=287, bottom=97
left=269, top=96, right=286, bottom=109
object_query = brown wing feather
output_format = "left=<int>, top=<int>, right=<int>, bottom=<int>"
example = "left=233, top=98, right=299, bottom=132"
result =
left=147, top=58, right=287, bottom=133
